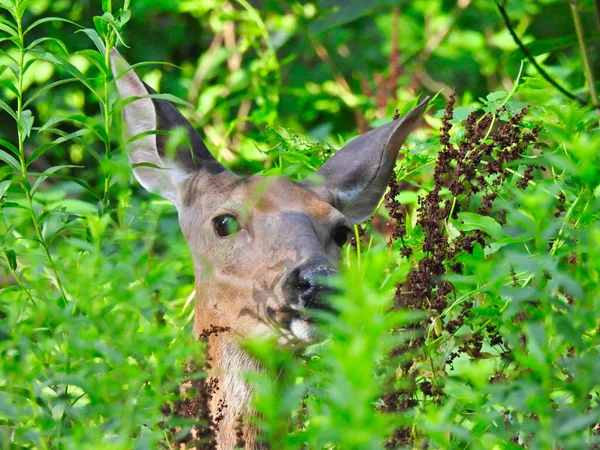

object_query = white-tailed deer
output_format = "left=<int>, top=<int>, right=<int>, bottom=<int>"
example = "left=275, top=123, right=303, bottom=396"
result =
left=111, top=48, right=427, bottom=449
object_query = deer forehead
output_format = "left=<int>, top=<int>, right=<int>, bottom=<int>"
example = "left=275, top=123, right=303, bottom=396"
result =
left=184, top=174, right=341, bottom=222
left=250, top=177, right=336, bottom=218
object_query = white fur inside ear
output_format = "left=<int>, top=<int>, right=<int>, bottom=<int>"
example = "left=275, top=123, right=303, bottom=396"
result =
left=112, top=50, right=188, bottom=207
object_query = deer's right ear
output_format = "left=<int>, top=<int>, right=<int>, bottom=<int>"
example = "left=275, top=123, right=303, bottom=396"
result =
left=110, top=49, right=227, bottom=208
left=301, top=98, right=429, bottom=224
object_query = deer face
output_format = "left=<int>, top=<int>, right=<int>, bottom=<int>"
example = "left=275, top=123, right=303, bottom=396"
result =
left=111, top=49, right=427, bottom=343
left=177, top=174, right=350, bottom=342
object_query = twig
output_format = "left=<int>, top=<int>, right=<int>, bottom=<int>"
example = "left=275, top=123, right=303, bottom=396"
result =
left=495, top=1, right=588, bottom=106
left=311, top=40, right=369, bottom=133
left=188, top=32, right=224, bottom=104
left=418, top=0, right=472, bottom=63
left=409, top=0, right=472, bottom=100
left=594, top=0, right=600, bottom=36
left=569, top=0, right=600, bottom=119
left=388, top=6, right=401, bottom=99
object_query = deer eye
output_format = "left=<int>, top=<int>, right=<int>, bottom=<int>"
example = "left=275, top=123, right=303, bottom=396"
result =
left=332, top=225, right=353, bottom=247
left=212, top=214, right=241, bottom=237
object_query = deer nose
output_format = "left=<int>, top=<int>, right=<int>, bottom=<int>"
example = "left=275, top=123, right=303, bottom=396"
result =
left=284, top=263, right=338, bottom=311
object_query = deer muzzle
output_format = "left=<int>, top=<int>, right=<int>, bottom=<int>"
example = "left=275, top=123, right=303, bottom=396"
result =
left=283, top=263, right=338, bottom=314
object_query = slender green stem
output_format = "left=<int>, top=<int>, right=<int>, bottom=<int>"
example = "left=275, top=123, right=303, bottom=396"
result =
left=569, top=0, right=600, bottom=121
left=3, top=250, right=37, bottom=305
left=102, top=36, right=113, bottom=210
left=14, top=0, right=68, bottom=303
left=16, top=5, right=26, bottom=176
left=353, top=225, right=362, bottom=273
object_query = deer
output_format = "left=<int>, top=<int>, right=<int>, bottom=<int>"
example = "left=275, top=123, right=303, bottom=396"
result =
left=110, top=48, right=428, bottom=449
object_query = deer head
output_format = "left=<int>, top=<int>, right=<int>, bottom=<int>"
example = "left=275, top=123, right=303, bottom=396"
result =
left=111, top=48, right=427, bottom=447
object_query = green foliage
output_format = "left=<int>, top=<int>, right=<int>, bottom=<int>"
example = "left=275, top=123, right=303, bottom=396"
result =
left=1, top=0, right=600, bottom=448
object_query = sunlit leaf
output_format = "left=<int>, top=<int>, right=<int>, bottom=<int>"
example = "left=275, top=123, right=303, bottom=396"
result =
left=26, top=129, right=91, bottom=166
left=23, top=78, right=77, bottom=108
left=24, top=16, right=81, bottom=35
left=19, top=109, right=33, bottom=138
left=29, top=50, right=99, bottom=99
left=454, top=212, right=507, bottom=239
left=30, top=165, right=82, bottom=196
left=5, top=249, right=17, bottom=270
left=77, top=28, right=106, bottom=55
left=0, top=149, right=20, bottom=172
left=0, top=99, right=17, bottom=121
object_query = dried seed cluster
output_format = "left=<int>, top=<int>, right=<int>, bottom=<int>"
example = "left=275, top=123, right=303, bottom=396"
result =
left=383, top=93, right=540, bottom=448
left=161, top=360, right=218, bottom=449
left=395, top=93, right=540, bottom=316
left=162, top=324, right=233, bottom=449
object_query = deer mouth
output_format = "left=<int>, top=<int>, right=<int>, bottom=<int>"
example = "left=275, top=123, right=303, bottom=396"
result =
left=267, top=305, right=318, bottom=342
left=274, top=298, right=337, bottom=343
left=289, top=316, right=319, bottom=342
left=276, top=263, right=339, bottom=343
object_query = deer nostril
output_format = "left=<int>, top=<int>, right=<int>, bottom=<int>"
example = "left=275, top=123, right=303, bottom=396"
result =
left=297, top=275, right=312, bottom=292
left=283, top=263, right=338, bottom=312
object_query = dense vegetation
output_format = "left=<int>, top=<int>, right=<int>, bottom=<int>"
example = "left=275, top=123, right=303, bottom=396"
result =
left=1, top=0, right=599, bottom=448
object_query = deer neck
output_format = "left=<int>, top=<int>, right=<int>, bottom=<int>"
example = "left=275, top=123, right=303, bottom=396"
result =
left=195, top=315, right=265, bottom=449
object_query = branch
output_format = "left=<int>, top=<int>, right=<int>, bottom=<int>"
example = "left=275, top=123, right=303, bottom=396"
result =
left=569, top=0, right=600, bottom=118
left=495, top=0, right=588, bottom=106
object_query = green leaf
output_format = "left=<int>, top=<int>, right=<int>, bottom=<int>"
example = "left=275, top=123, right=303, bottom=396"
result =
left=310, top=0, right=403, bottom=35
left=119, top=9, right=132, bottom=27
left=454, top=212, right=506, bottom=239
left=0, top=0, right=14, bottom=12
left=485, top=91, right=507, bottom=103
left=26, top=129, right=91, bottom=166
left=0, top=19, right=16, bottom=36
left=557, top=411, right=600, bottom=436
left=0, top=149, right=20, bottom=172
left=26, top=37, right=69, bottom=54
left=76, top=49, right=108, bottom=75
left=76, top=28, right=106, bottom=56
left=120, top=93, right=193, bottom=109
left=509, top=34, right=582, bottom=63
left=29, top=172, right=100, bottom=200
left=23, top=78, right=77, bottom=108
left=0, top=138, right=18, bottom=156
left=24, top=16, right=81, bottom=35
left=16, top=0, right=32, bottom=19
left=93, top=14, right=109, bottom=37
left=0, top=98, right=16, bottom=120
left=452, top=106, right=476, bottom=123
left=0, top=179, right=11, bottom=198
left=37, top=114, right=107, bottom=145
left=19, top=109, right=34, bottom=138
left=29, top=50, right=99, bottom=100
left=94, top=12, right=129, bottom=47
left=5, top=249, right=16, bottom=271
left=0, top=79, right=19, bottom=98
left=30, top=165, right=82, bottom=196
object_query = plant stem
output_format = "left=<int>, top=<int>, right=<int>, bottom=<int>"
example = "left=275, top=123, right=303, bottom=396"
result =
left=102, top=35, right=113, bottom=210
left=495, top=0, right=588, bottom=106
left=569, top=0, right=600, bottom=121
left=14, top=0, right=68, bottom=304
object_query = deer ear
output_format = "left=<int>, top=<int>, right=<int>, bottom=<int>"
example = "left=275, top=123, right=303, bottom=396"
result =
left=303, top=98, right=429, bottom=224
left=110, top=48, right=227, bottom=208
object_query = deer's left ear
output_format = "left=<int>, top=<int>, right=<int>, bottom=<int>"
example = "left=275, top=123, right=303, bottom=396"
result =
left=302, top=98, right=429, bottom=224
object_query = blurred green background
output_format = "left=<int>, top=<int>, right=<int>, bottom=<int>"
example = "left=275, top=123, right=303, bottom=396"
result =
left=4, top=0, right=599, bottom=176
